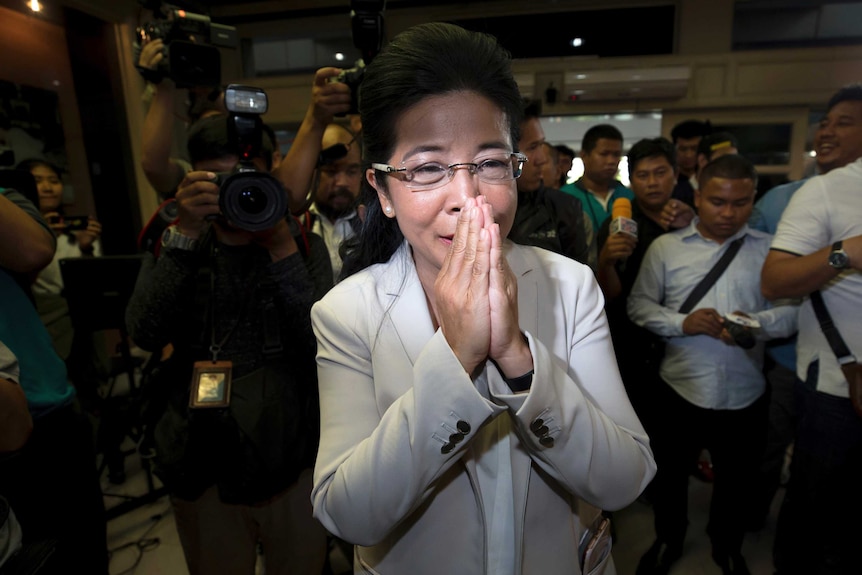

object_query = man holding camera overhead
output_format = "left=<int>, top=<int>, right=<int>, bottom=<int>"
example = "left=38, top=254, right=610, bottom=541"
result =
left=627, top=154, right=797, bottom=575
left=126, top=89, right=331, bottom=575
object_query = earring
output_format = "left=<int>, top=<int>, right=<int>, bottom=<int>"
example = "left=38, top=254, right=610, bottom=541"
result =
left=384, top=206, right=392, bottom=214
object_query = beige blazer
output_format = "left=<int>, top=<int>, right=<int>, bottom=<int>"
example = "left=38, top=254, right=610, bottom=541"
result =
left=311, top=241, right=655, bottom=575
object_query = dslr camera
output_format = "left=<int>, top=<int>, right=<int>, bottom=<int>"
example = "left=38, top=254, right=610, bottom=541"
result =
left=213, top=85, right=287, bottom=233
left=135, top=1, right=237, bottom=87
left=333, top=0, right=386, bottom=115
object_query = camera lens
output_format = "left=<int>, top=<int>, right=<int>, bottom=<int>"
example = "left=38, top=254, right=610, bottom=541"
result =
left=218, top=170, right=287, bottom=232
left=238, top=186, right=267, bottom=215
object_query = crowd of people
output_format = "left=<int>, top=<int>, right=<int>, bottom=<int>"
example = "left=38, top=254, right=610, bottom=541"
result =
left=0, top=18, right=860, bottom=575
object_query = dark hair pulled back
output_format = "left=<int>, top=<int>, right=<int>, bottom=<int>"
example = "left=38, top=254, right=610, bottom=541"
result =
left=339, top=22, right=523, bottom=280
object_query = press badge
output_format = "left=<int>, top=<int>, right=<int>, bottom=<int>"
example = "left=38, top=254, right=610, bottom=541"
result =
left=189, top=360, right=233, bottom=409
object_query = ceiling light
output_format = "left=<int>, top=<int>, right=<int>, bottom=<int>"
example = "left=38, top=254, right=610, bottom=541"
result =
left=335, top=52, right=345, bottom=61
left=28, top=0, right=41, bottom=11
left=571, top=38, right=584, bottom=47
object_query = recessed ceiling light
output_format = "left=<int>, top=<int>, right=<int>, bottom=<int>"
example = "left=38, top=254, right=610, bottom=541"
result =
left=571, top=38, right=584, bottom=47
left=335, top=52, right=345, bottom=61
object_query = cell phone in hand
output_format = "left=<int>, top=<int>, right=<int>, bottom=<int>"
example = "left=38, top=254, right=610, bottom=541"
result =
left=63, top=215, right=90, bottom=231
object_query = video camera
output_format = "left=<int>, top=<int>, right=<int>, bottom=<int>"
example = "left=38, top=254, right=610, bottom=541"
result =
left=135, top=1, right=238, bottom=88
left=334, top=0, right=386, bottom=115
left=213, top=85, right=287, bottom=232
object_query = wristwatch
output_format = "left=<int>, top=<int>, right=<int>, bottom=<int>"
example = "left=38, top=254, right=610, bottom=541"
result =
left=828, top=240, right=850, bottom=270
left=161, top=226, right=199, bottom=252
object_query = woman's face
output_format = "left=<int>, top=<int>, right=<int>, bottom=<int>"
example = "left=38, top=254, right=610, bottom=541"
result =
left=31, top=164, right=63, bottom=212
left=368, top=91, right=517, bottom=282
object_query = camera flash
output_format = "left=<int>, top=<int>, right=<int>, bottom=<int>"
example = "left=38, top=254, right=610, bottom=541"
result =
left=225, top=85, right=268, bottom=114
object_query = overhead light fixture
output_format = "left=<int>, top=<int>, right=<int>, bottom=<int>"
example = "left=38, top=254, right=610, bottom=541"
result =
left=575, top=74, right=587, bottom=80
left=28, top=0, right=41, bottom=11
left=335, top=52, right=345, bottom=61
left=571, top=38, right=584, bottom=47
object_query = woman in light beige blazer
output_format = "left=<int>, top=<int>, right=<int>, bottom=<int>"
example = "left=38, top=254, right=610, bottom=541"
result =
left=310, top=22, right=656, bottom=575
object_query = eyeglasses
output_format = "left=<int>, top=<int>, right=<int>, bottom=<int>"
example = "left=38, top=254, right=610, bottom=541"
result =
left=372, top=152, right=528, bottom=191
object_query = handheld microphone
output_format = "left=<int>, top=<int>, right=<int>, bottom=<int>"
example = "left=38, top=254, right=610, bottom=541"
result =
left=609, top=197, right=638, bottom=238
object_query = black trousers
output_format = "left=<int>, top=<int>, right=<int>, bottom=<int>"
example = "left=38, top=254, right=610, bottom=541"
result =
left=648, top=379, right=767, bottom=556
left=773, top=361, right=862, bottom=575
left=0, top=400, right=108, bottom=574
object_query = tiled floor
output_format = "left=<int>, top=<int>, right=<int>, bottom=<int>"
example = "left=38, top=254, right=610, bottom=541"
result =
left=104, top=448, right=782, bottom=575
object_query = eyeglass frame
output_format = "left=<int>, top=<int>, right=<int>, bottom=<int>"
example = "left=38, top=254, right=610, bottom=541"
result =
left=371, top=152, right=528, bottom=191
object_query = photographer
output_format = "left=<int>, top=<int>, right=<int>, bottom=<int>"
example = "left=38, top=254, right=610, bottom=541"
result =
left=126, top=111, right=330, bottom=575
left=138, top=37, right=225, bottom=198
left=272, top=67, right=352, bottom=216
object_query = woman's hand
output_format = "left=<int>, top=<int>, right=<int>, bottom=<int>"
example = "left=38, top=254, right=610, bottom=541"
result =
left=487, top=210, right=532, bottom=379
left=434, top=197, right=492, bottom=375
left=42, top=211, right=65, bottom=234
left=75, top=217, right=101, bottom=254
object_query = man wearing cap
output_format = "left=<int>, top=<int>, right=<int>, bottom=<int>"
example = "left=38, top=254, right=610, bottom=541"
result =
left=696, top=132, right=739, bottom=182
left=669, top=120, right=711, bottom=207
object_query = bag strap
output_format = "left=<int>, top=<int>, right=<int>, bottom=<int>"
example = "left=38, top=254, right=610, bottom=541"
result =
left=810, top=290, right=857, bottom=365
left=678, top=236, right=745, bottom=314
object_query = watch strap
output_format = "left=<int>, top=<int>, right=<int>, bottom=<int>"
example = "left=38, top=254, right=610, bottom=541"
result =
left=162, top=226, right=198, bottom=251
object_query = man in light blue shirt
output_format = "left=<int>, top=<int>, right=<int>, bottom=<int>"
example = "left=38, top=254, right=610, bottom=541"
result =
left=628, top=155, right=797, bottom=575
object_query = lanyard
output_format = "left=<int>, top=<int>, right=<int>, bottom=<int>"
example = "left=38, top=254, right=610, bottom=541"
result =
left=207, top=245, right=257, bottom=362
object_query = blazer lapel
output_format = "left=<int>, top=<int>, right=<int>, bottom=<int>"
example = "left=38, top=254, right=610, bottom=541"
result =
left=507, top=242, right=539, bottom=340
left=382, top=244, right=437, bottom=366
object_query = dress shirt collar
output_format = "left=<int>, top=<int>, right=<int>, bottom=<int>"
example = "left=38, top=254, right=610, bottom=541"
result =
left=309, top=202, right=357, bottom=224
left=680, top=218, right=750, bottom=245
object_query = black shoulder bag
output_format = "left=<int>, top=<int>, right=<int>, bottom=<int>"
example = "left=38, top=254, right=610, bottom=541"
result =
left=810, top=290, right=862, bottom=417
left=647, top=236, right=745, bottom=365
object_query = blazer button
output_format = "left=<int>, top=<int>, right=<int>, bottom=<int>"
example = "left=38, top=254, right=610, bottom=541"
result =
left=539, top=435, right=555, bottom=447
left=457, top=420, right=471, bottom=434
left=530, top=419, right=545, bottom=433
left=449, top=432, right=464, bottom=444
left=534, top=425, right=550, bottom=437
left=441, top=442, right=455, bottom=454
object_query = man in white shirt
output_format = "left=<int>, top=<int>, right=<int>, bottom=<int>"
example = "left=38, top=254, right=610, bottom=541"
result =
left=762, top=151, right=862, bottom=575
left=629, top=155, right=797, bottom=575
